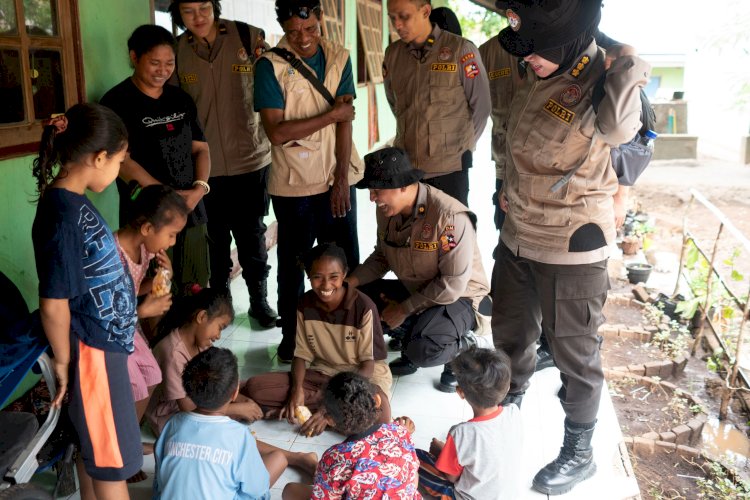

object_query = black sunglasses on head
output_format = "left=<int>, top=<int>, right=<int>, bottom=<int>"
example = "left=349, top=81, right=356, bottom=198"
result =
left=278, top=4, right=321, bottom=21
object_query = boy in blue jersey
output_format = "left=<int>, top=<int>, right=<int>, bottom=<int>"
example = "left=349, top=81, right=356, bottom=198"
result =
left=153, top=348, right=273, bottom=499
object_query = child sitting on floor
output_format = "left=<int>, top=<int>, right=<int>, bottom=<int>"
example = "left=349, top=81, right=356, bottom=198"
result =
left=154, top=347, right=277, bottom=498
left=413, top=347, right=522, bottom=499
left=114, top=184, right=188, bottom=482
left=146, top=288, right=261, bottom=435
left=243, top=243, right=393, bottom=437
left=283, top=372, right=421, bottom=500
left=147, top=289, right=318, bottom=475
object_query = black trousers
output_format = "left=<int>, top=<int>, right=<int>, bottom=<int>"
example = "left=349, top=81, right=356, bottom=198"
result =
left=359, top=279, right=475, bottom=368
left=422, top=150, right=472, bottom=206
left=491, top=241, right=609, bottom=423
left=272, top=187, right=359, bottom=359
left=203, top=168, right=271, bottom=291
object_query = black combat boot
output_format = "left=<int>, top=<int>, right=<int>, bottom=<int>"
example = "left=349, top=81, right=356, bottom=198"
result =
left=389, top=354, right=418, bottom=376
left=532, top=419, right=597, bottom=495
left=248, top=278, right=278, bottom=328
left=437, top=364, right=458, bottom=393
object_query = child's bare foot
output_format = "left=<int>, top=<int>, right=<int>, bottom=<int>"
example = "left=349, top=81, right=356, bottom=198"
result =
left=142, top=442, right=154, bottom=455
left=126, top=469, right=148, bottom=483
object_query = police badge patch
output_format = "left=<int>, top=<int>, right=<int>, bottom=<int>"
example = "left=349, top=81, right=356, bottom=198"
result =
left=559, top=84, right=582, bottom=107
left=438, top=46, right=453, bottom=61
left=237, top=47, right=248, bottom=62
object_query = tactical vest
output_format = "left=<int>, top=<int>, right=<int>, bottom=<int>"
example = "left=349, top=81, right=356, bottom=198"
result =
left=261, top=37, right=363, bottom=197
left=502, top=42, right=618, bottom=265
left=384, top=31, right=474, bottom=177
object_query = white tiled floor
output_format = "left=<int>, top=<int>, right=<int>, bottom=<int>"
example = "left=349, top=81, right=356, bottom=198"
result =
left=31, top=134, right=640, bottom=498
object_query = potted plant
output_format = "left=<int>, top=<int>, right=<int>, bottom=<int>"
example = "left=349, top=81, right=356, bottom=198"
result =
left=626, top=262, right=654, bottom=284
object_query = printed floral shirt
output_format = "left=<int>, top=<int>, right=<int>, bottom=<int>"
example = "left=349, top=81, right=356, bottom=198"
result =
left=313, top=422, right=421, bottom=499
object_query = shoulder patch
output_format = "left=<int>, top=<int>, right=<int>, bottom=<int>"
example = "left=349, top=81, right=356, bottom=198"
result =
left=440, top=233, right=457, bottom=252
left=543, top=98, right=575, bottom=125
left=464, top=61, right=480, bottom=79
left=460, top=52, right=475, bottom=63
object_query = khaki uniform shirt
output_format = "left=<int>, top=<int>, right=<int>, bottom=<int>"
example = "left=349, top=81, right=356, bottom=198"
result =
left=260, top=37, right=363, bottom=197
left=350, top=184, right=489, bottom=320
left=501, top=42, right=650, bottom=265
left=384, top=25, right=490, bottom=177
left=478, top=34, right=525, bottom=180
left=176, top=20, right=272, bottom=177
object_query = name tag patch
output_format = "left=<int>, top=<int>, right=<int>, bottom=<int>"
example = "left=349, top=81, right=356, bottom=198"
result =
left=413, top=240, right=439, bottom=252
left=232, top=64, right=253, bottom=73
left=180, top=73, right=198, bottom=84
left=431, top=63, right=457, bottom=72
left=489, top=67, right=511, bottom=80
left=543, top=98, right=575, bottom=125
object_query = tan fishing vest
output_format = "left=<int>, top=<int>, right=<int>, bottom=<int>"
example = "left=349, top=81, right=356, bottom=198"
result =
left=384, top=31, right=475, bottom=177
left=478, top=34, right=525, bottom=180
left=501, top=42, right=618, bottom=265
left=176, top=20, right=271, bottom=177
left=260, top=37, right=363, bottom=197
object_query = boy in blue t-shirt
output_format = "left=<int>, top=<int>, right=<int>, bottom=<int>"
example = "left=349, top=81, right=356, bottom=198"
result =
left=153, top=348, right=271, bottom=499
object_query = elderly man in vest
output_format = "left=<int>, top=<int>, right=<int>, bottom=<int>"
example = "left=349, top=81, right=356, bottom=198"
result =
left=255, top=0, right=363, bottom=361
left=491, top=0, right=650, bottom=494
left=347, top=147, right=491, bottom=393
left=169, top=0, right=277, bottom=327
left=383, top=0, right=490, bottom=206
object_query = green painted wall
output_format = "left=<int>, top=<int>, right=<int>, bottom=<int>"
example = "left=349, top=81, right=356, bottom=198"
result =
left=651, top=67, right=684, bottom=90
left=0, top=0, right=150, bottom=307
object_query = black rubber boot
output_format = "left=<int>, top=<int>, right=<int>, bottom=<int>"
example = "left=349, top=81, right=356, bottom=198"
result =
left=532, top=419, right=597, bottom=495
left=248, top=279, right=278, bottom=328
left=389, top=355, right=418, bottom=376
left=437, top=365, right=458, bottom=393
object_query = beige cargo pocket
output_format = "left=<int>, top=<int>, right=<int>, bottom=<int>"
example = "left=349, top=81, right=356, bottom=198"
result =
left=281, top=139, right=325, bottom=186
left=517, top=173, right=571, bottom=227
left=554, top=271, right=609, bottom=337
left=429, top=82, right=456, bottom=105
left=428, top=118, right=465, bottom=156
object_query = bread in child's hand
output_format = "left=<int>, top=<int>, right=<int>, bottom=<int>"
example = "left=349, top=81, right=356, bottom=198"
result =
left=295, top=405, right=312, bottom=425
left=152, top=268, right=171, bottom=297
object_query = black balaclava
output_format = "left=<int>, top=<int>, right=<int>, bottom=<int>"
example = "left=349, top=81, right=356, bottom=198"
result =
left=535, top=10, right=601, bottom=79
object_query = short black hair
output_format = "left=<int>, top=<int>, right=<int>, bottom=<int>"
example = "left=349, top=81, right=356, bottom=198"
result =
left=127, top=24, right=175, bottom=59
left=169, top=0, right=222, bottom=30
left=182, top=347, right=238, bottom=410
left=323, top=372, right=379, bottom=435
left=303, top=242, right=348, bottom=275
left=451, top=347, right=511, bottom=408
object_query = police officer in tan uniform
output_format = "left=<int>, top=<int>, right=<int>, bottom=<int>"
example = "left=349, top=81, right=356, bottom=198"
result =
left=347, top=147, right=491, bottom=393
left=384, top=0, right=490, bottom=206
left=491, top=0, right=650, bottom=494
left=169, top=0, right=278, bottom=327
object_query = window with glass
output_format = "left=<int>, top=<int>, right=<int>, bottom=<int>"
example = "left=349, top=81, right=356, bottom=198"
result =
left=356, top=0, right=383, bottom=84
left=321, top=0, right=344, bottom=46
left=0, top=0, right=82, bottom=157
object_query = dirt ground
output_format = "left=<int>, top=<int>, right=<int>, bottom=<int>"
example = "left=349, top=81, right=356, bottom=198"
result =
left=603, top=157, right=750, bottom=497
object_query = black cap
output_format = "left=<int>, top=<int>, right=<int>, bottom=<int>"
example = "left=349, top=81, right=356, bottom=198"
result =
left=356, top=148, right=425, bottom=190
left=498, top=0, right=601, bottom=57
